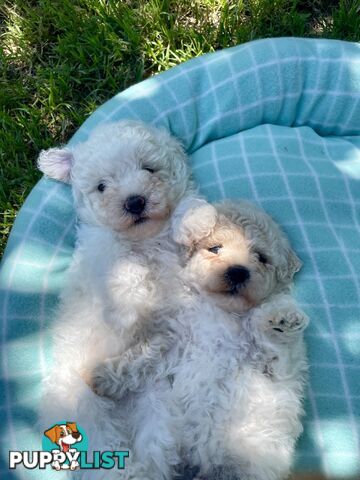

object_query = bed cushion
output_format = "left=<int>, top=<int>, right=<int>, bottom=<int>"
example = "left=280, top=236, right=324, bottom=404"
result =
left=0, top=37, right=359, bottom=479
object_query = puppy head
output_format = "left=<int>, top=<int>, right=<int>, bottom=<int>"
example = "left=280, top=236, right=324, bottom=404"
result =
left=174, top=200, right=301, bottom=313
left=38, top=120, right=189, bottom=239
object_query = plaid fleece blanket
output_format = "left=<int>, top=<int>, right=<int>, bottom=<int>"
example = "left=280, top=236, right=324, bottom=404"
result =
left=0, top=37, right=359, bottom=479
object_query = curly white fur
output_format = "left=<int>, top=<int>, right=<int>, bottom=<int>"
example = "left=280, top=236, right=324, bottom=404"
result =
left=93, top=199, right=309, bottom=480
left=37, top=120, right=196, bottom=478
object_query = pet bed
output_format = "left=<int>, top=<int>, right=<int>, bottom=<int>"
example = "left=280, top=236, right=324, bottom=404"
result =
left=0, top=37, right=359, bottom=479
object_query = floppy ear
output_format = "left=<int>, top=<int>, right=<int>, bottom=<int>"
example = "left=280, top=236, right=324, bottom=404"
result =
left=37, top=148, right=74, bottom=183
left=278, top=249, right=302, bottom=283
left=44, top=425, right=61, bottom=444
left=288, top=250, right=302, bottom=280
left=66, top=422, right=78, bottom=433
left=154, top=127, right=189, bottom=197
left=172, top=197, right=218, bottom=247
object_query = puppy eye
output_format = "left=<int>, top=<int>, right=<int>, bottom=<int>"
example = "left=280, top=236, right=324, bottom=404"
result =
left=97, top=182, right=106, bottom=192
left=208, top=245, right=222, bottom=254
left=143, top=166, right=155, bottom=174
left=256, top=252, right=268, bottom=264
left=60, top=431, right=65, bottom=437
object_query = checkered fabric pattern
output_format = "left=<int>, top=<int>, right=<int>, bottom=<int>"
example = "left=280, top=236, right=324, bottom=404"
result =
left=0, top=37, right=359, bottom=479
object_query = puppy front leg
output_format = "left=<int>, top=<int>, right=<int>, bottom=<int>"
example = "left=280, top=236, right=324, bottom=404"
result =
left=252, top=295, right=308, bottom=379
left=91, top=332, right=175, bottom=399
left=101, top=259, right=160, bottom=331
left=90, top=346, right=146, bottom=399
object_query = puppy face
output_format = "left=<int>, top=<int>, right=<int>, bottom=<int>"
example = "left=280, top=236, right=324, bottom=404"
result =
left=177, top=200, right=301, bottom=313
left=38, top=121, right=189, bottom=240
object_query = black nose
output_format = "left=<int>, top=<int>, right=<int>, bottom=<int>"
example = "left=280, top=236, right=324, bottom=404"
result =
left=124, top=195, right=146, bottom=215
left=71, top=431, right=80, bottom=439
left=225, top=266, right=250, bottom=288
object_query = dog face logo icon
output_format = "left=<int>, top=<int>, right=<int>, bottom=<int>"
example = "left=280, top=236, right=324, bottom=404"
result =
left=44, top=422, right=83, bottom=470
left=44, top=422, right=82, bottom=453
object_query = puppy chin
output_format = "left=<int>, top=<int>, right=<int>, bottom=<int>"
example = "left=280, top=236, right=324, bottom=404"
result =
left=201, top=280, right=258, bottom=313
left=211, top=291, right=253, bottom=314
left=102, top=204, right=171, bottom=240
left=126, top=217, right=168, bottom=240
left=125, top=204, right=172, bottom=240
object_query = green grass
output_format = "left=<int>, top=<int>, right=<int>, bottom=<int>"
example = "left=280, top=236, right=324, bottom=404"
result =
left=1, top=0, right=359, bottom=256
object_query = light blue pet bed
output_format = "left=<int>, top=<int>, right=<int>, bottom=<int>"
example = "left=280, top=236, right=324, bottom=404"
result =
left=1, top=37, right=360, bottom=479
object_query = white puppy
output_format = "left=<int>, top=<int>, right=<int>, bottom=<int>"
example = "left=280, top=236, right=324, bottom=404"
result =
left=93, top=199, right=309, bottom=480
left=37, top=120, right=193, bottom=477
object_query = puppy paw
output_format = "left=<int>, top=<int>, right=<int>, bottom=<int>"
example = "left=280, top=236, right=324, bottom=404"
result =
left=89, top=361, right=121, bottom=399
left=172, top=197, right=218, bottom=246
left=267, top=310, right=309, bottom=337
left=90, top=357, right=135, bottom=400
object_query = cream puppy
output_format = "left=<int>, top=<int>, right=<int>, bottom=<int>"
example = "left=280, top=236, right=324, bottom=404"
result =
left=93, top=199, right=309, bottom=480
left=37, top=120, right=193, bottom=477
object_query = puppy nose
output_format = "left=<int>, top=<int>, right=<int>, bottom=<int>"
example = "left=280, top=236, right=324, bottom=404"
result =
left=71, top=431, right=80, bottom=439
left=225, top=266, right=250, bottom=287
left=124, top=195, right=146, bottom=215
